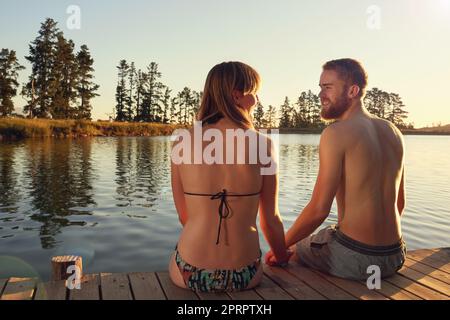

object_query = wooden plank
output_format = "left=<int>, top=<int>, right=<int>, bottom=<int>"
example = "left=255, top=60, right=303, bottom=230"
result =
left=0, top=278, right=7, bottom=298
left=69, top=274, right=100, bottom=300
left=373, top=279, right=422, bottom=300
left=404, top=258, right=450, bottom=285
left=1, top=277, right=36, bottom=300
left=284, top=264, right=356, bottom=300
left=34, top=280, right=67, bottom=300
left=156, top=272, right=199, bottom=300
left=310, top=270, right=389, bottom=300
left=253, top=275, right=294, bottom=300
left=407, top=248, right=450, bottom=273
left=128, top=272, right=166, bottom=300
left=263, top=265, right=326, bottom=300
left=100, top=273, right=132, bottom=300
left=226, top=289, right=262, bottom=300
left=384, top=273, right=448, bottom=300
left=396, top=266, right=450, bottom=296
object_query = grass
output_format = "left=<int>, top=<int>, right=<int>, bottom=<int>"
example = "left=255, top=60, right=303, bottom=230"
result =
left=0, top=118, right=184, bottom=139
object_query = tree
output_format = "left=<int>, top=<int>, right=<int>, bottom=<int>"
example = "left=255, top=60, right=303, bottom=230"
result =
left=253, top=101, right=265, bottom=128
left=49, top=34, right=78, bottom=119
left=0, top=49, right=25, bottom=116
left=75, top=45, right=99, bottom=120
left=178, top=87, right=193, bottom=125
left=115, top=60, right=129, bottom=121
left=279, top=96, right=293, bottom=128
left=161, top=86, right=171, bottom=124
left=141, top=62, right=164, bottom=122
left=293, top=91, right=309, bottom=128
left=127, top=62, right=136, bottom=121
left=263, top=105, right=278, bottom=128
left=387, top=93, right=408, bottom=128
left=23, top=18, right=60, bottom=118
left=169, top=96, right=179, bottom=124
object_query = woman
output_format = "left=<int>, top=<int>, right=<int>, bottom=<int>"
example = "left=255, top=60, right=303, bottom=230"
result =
left=169, top=61, right=290, bottom=292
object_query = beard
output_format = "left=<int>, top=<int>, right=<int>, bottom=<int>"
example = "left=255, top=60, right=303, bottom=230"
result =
left=320, top=93, right=351, bottom=120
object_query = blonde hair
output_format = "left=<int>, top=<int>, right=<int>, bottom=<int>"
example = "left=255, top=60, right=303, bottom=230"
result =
left=197, top=61, right=261, bottom=129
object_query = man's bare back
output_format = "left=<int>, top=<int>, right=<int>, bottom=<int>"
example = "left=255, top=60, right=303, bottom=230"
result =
left=333, top=112, right=405, bottom=246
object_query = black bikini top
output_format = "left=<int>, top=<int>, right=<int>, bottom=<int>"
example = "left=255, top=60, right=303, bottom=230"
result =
left=184, top=189, right=261, bottom=245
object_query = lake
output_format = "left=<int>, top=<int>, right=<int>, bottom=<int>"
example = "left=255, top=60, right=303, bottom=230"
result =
left=0, top=134, right=449, bottom=281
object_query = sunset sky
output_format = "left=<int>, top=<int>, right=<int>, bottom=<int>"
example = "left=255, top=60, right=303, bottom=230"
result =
left=2, top=0, right=450, bottom=127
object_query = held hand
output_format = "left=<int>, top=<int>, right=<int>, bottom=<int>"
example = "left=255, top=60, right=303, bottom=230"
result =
left=265, top=249, right=293, bottom=267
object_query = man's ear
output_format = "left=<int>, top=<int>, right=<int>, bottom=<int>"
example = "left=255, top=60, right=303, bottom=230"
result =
left=348, top=85, right=360, bottom=98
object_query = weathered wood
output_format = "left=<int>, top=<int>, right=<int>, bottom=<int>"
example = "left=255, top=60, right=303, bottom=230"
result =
left=253, top=275, right=294, bottom=300
left=396, top=266, right=450, bottom=296
left=407, top=248, right=450, bottom=273
left=226, top=289, right=262, bottom=300
left=69, top=274, right=100, bottom=300
left=100, top=273, right=132, bottom=300
left=0, top=278, right=7, bottom=297
left=1, top=278, right=36, bottom=300
left=34, top=280, right=67, bottom=300
left=384, top=273, right=448, bottom=300
left=284, top=264, right=356, bottom=300
left=263, top=265, right=326, bottom=300
left=404, top=258, right=450, bottom=285
left=128, top=272, right=166, bottom=300
left=373, top=280, right=422, bottom=300
left=51, top=255, right=83, bottom=281
left=311, top=270, right=389, bottom=300
left=156, top=272, right=199, bottom=300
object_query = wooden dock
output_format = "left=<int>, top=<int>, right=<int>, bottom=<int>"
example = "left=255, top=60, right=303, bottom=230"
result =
left=1, top=248, right=448, bottom=300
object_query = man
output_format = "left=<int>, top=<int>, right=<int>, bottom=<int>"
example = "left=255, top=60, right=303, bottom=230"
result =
left=267, top=58, right=406, bottom=280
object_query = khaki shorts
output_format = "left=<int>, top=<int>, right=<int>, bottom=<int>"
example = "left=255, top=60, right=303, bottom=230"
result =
left=295, top=225, right=407, bottom=281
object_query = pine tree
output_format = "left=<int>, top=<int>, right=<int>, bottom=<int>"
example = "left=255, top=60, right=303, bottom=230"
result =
left=263, top=105, right=278, bottom=128
left=127, top=62, right=136, bottom=121
left=134, top=69, right=146, bottom=121
left=161, top=86, right=171, bottom=124
left=178, top=87, right=193, bottom=125
left=75, top=45, right=99, bottom=120
left=293, top=91, right=309, bottom=128
left=170, top=96, right=179, bottom=124
left=115, top=60, right=129, bottom=121
left=49, top=34, right=78, bottom=119
left=253, top=101, right=265, bottom=128
left=23, top=18, right=60, bottom=118
left=141, top=62, right=164, bottom=122
left=0, top=49, right=25, bottom=117
left=279, top=96, right=292, bottom=128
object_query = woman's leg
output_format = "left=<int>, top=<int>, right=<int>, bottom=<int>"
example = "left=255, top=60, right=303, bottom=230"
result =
left=168, top=252, right=188, bottom=289
left=246, top=262, right=264, bottom=289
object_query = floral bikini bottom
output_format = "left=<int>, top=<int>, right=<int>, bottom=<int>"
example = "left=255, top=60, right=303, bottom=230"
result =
left=174, top=246, right=262, bottom=293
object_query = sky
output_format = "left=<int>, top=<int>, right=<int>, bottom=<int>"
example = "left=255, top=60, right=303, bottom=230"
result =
left=1, top=0, right=450, bottom=127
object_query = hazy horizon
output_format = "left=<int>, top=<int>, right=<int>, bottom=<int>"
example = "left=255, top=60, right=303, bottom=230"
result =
left=2, top=0, right=450, bottom=127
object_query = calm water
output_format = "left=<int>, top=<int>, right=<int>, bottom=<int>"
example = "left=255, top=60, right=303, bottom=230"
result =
left=0, top=135, right=449, bottom=281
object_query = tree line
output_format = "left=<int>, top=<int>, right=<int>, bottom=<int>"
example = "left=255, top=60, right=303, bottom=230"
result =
left=1, top=18, right=411, bottom=129
left=253, top=88, right=411, bottom=129
left=0, top=18, right=99, bottom=119
left=114, top=60, right=201, bottom=124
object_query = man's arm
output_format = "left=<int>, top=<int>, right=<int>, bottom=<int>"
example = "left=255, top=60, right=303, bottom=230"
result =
left=397, top=167, right=405, bottom=216
left=285, top=126, right=345, bottom=247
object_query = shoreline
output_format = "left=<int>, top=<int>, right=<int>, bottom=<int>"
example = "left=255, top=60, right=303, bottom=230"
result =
left=1, top=118, right=449, bottom=140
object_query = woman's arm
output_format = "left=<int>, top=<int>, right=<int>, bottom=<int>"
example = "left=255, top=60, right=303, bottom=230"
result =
left=258, top=137, right=289, bottom=264
left=171, top=156, right=188, bottom=226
